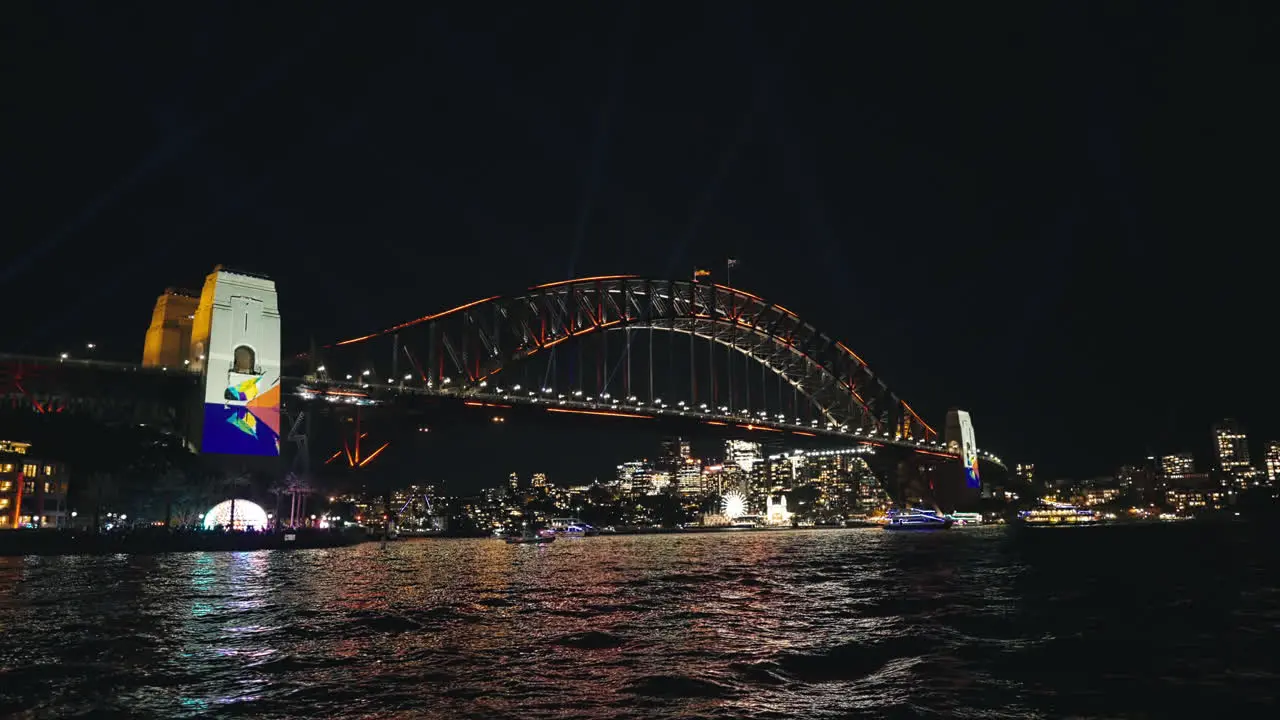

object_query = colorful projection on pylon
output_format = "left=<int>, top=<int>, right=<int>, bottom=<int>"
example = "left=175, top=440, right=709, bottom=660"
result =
left=224, top=376, right=262, bottom=402
left=203, top=377, right=281, bottom=457
left=965, top=451, right=982, bottom=489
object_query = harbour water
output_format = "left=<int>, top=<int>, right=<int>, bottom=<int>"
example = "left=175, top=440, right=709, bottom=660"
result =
left=1, top=524, right=1276, bottom=718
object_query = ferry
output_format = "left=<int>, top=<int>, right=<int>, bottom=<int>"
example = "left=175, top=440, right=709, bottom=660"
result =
left=547, top=518, right=596, bottom=537
left=1016, top=501, right=1101, bottom=527
left=947, top=512, right=983, bottom=526
left=883, top=508, right=953, bottom=531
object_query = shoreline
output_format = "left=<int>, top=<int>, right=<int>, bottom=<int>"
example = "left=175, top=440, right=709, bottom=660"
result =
left=3, top=517, right=1245, bottom=556
left=0, top=528, right=367, bottom=557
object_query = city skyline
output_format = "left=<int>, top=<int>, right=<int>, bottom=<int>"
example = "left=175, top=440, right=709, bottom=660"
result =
left=391, top=409, right=1280, bottom=499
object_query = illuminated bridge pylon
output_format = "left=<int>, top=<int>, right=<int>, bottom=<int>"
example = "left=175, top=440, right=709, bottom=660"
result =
left=313, top=276, right=938, bottom=444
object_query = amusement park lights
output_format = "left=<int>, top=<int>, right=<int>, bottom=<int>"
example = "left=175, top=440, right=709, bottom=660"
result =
left=721, top=491, right=747, bottom=521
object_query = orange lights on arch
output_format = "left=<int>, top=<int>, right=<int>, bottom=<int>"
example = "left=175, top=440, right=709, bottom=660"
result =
left=475, top=319, right=625, bottom=383
left=545, top=407, right=652, bottom=420
left=835, top=341, right=868, bottom=367
left=900, top=402, right=938, bottom=440
left=528, top=274, right=639, bottom=290
left=331, top=295, right=502, bottom=347
left=711, top=283, right=766, bottom=303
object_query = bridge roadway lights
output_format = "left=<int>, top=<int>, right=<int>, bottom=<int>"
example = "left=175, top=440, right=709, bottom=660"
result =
left=287, top=377, right=1006, bottom=469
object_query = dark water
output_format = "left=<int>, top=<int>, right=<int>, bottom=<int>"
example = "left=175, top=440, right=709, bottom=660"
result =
left=1, top=525, right=1277, bottom=718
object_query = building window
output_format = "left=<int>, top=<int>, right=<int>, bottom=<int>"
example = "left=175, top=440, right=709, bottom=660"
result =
left=43, top=465, right=54, bottom=476
left=23, top=464, right=37, bottom=477
left=233, top=345, right=256, bottom=373
left=1, top=463, right=12, bottom=472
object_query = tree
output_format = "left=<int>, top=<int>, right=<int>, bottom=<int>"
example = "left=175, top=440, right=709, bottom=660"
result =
left=155, top=465, right=189, bottom=528
left=285, top=473, right=313, bottom=526
left=268, top=478, right=289, bottom=529
left=85, top=472, right=118, bottom=531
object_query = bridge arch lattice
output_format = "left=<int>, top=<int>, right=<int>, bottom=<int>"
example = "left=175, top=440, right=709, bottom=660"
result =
left=323, top=275, right=936, bottom=442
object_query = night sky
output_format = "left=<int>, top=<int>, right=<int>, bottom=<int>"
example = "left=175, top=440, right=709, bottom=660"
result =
left=5, top=3, right=1276, bottom=483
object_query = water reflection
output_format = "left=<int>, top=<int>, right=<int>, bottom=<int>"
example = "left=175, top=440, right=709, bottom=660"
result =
left=0, top=526, right=1275, bottom=717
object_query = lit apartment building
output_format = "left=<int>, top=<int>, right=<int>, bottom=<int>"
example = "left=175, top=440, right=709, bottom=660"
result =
left=1160, top=453, right=1195, bottom=483
left=1166, top=487, right=1229, bottom=514
left=1266, top=441, right=1280, bottom=485
left=1212, top=419, right=1252, bottom=475
left=0, top=441, right=69, bottom=529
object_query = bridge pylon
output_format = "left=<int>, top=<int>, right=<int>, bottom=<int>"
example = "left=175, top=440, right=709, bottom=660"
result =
left=185, top=267, right=283, bottom=458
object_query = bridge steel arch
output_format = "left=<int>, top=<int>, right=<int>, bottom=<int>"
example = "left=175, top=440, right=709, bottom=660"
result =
left=324, top=275, right=937, bottom=442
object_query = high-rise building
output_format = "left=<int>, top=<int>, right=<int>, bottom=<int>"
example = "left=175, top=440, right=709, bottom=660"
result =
left=701, top=463, right=726, bottom=496
left=615, top=461, right=650, bottom=495
left=1160, top=453, right=1195, bottom=481
left=675, top=459, right=702, bottom=496
left=1212, top=419, right=1252, bottom=475
left=1266, top=442, right=1280, bottom=485
left=660, top=437, right=691, bottom=462
left=724, top=439, right=762, bottom=474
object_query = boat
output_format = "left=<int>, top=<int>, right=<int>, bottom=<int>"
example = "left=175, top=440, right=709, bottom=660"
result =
left=505, top=534, right=555, bottom=544
left=947, top=512, right=983, bottom=526
left=883, top=508, right=954, bottom=531
left=1015, top=501, right=1101, bottom=527
left=547, top=518, right=596, bottom=537
left=505, top=528, right=557, bottom=544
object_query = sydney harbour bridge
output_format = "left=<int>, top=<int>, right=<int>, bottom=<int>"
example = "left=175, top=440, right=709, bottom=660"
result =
left=0, top=270, right=1004, bottom=506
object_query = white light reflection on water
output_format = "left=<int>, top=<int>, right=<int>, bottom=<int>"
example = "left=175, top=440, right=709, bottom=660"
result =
left=0, top=525, right=1275, bottom=718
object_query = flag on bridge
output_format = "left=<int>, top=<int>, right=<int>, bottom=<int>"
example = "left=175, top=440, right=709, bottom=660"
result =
left=727, top=258, right=739, bottom=269
left=693, top=268, right=711, bottom=281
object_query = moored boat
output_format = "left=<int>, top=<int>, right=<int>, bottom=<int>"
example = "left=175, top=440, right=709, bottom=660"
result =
left=883, top=508, right=953, bottom=531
